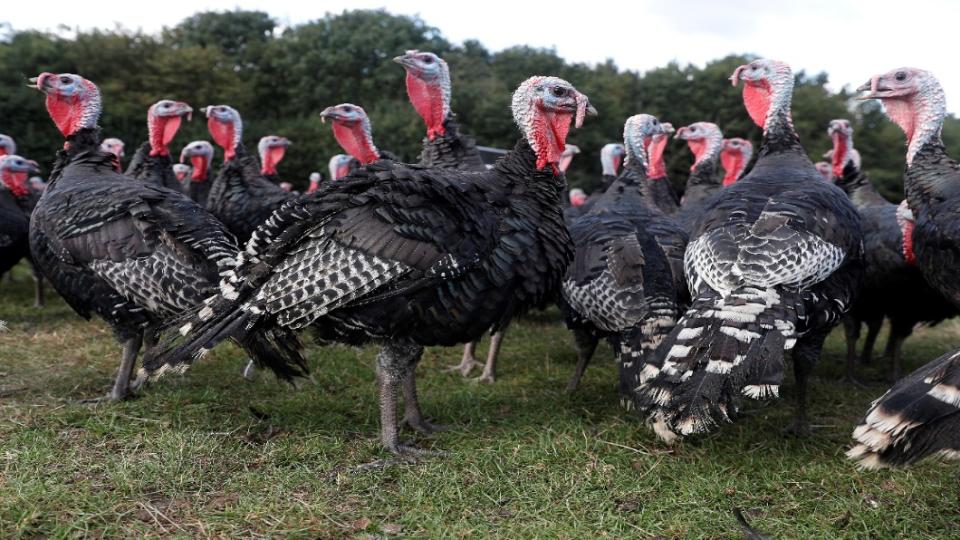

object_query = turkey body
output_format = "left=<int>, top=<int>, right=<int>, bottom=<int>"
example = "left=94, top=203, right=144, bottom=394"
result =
left=0, top=187, right=29, bottom=278
left=125, top=142, right=184, bottom=192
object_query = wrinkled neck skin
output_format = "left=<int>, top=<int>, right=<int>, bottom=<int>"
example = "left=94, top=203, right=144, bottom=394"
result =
left=209, top=118, right=242, bottom=162
left=623, top=130, right=649, bottom=176
left=687, top=133, right=722, bottom=174
left=720, top=150, right=745, bottom=186
left=744, top=74, right=800, bottom=153
left=260, top=146, right=286, bottom=175
left=332, top=122, right=380, bottom=165
left=885, top=84, right=946, bottom=166
left=830, top=131, right=854, bottom=178
left=148, top=115, right=182, bottom=157
left=46, top=92, right=101, bottom=145
left=1, top=170, right=29, bottom=198
left=520, top=105, right=573, bottom=175
left=190, top=155, right=209, bottom=181
left=647, top=135, right=669, bottom=179
left=406, top=72, right=451, bottom=140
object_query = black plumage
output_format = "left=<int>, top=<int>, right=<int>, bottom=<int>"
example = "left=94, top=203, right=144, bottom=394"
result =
left=0, top=183, right=30, bottom=281
left=635, top=60, right=863, bottom=440
left=560, top=114, right=688, bottom=396
left=673, top=123, right=724, bottom=230
left=141, top=76, right=593, bottom=454
left=125, top=141, right=183, bottom=191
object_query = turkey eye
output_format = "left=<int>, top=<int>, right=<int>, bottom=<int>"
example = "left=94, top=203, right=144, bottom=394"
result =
left=552, top=87, right=566, bottom=97
left=59, top=76, right=71, bottom=84
left=422, top=56, right=433, bottom=64
left=653, top=119, right=659, bottom=125
left=895, top=71, right=907, bottom=81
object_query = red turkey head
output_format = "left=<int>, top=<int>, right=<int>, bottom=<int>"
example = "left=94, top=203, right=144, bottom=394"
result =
left=180, top=140, right=214, bottom=181
left=675, top=122, right=723, bottom=172
left=328, top=153, right=354, bottom=181
left=623, top=114, right=666, bottom=172
left=172, top=163, right=191, bottom=182
left=730, top=59, right=794, bottom=131
left=0, top=134, right=16, bottom=156
left=258, top=135, right=291, bottom=175
left=201, top=105, right=243, bottom=162
left=647, top=122, right=674, bottom=179
left=394, top=50, right=451, bottom=140
left=569, top=188, right=587, bottom=206
left=147, top=100, right=192, bottom=157
left=720, top=137, right=753, bottom=186
left=100, top=137, right=125, bottom=159
left=814, top=161, right=832, bottom=181
left=0, top=155, right=41, bottom=198
left=559, top=144, right=580, bottom=173
left=896, top=200, right=916, bottom=265
left=826, top=119, right=855, bottom=178
left=320, top=104, right=380, bottom=165
left=512, top=76, right=596, bottom=173
left=857, top=67, right=945, bottom=164
left=307, top=171, right=322, bottom=193
left=600, top=143, right=626, bottom=177
left=31, top=72, right=102, bottom=138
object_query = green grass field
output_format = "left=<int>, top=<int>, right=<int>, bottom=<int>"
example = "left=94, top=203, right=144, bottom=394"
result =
left=1, top=261, right=958, bottom=538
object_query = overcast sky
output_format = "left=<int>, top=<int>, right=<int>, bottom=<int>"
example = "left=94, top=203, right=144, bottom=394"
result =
left=6, top=1, right=960, bottom=111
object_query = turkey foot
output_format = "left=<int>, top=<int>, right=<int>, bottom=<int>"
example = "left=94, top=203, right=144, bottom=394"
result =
left=444, top=341, right=482, bottom=376
left=400, top=415, right=452, bottom=434
left=82, top=336, right=142, bottom=402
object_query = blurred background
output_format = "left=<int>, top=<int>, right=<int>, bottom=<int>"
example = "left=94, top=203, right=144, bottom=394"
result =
left=3, top=2, right=959, bottom=197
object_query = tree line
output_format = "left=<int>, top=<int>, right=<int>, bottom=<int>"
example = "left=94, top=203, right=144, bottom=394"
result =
left=1, top=9, right=956, bottom=198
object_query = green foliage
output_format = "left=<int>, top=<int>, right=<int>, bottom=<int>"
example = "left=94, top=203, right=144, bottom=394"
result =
left=3, top=8, right=960, bottom=195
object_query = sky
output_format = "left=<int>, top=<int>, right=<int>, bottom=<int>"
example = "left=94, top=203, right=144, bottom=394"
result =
left=5, top=0, right=960, bottom=111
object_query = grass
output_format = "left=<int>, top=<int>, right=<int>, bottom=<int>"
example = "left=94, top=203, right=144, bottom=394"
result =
left=1, top=261, right=958, bottom=539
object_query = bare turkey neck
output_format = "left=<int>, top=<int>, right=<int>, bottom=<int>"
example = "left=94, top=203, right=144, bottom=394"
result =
left=647, top=136, right=668, bottom=178
left=332, top=123, right=379, bottom=165
left=831, top=132, right=853, bottom=177
left=689, top=134, right=722, bottom=171
left=720, top=151, right=744, bottom=185
left=888, top=85, right=946, bottom=165
left=406, top=73, right=450, bottom=140
left=623, top=134, right=649, bottom=177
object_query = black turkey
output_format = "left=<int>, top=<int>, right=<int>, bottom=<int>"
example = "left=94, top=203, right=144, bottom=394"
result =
left=257, top=135, right=291, bottom=184
left=0, top=155, right=40, bottom=301
left=179, top=140, right=214, bottom=207
left=561, top=114, right=688, bottom=395
left=635, top=59, right=863, bottom=441
left=140, top=76, right=594, bottom=455
left=27, top=72, right=304, bottom=401
left=642, top=122, right=680, bottom=214
left=125, top=100, right=193, bottom=191
left=826, top=119, right=956, bottom=383
left=848, top=66, right=960, bottom=467
left=203, top=105, right=297, bottom=244
left=320, top=104, right=399, bottom=164
left=673, top=122, right=725, bottom=230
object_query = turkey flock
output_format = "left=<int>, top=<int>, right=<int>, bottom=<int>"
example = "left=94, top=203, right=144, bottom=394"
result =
left=1, top=52, right=958, bottom=470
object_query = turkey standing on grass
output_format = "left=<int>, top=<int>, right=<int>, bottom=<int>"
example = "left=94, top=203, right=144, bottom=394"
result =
left=179, top=140, right=214, bottom=207
left=847, top=67, right=960, bottom=468
left=642, top=123, right=679, bottom=214
left=27, top=73, right=305, bottom=401
left=634, top=59, right=863, bottom=441
left=561, top=114, right=689, bottom=395
left=139, top=76, right=594, bottom=455
left=0, top=155, right=45, bottom=306
left=125, top=100, right=193, bottom=191
left=203, top=105, right=297, bottom=244
left=827, top=119, right=956, bottom=383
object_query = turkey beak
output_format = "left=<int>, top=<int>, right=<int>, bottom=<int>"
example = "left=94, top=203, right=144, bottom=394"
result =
left=856, top=76, right=881, bottom=99
left=730, top=65, right=746, bottom=87
left=27, top=160, right=40, bottom=173
left=392, top=54, right=412, bottom=68
left=320, top=107, right=336, bottom=124
left=674, top=127, right=688, bottom=140
left=200, top=106, right=211, bottom=117
left=282, top=138, right=292, bottom=147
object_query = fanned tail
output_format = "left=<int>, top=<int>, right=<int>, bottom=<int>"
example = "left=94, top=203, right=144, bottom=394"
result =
left=617, top=298, right=679, bottom=410
left=634, top=286, right=800, bottom=441
left=847, top=347, right=960, bottom=469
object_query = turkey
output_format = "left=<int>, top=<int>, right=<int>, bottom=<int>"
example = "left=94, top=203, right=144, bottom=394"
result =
left=600, top=142, right=626, bottom=189
left=306, top=172, right=323, bottom=193
left=568, top=188, right=587, bottom=207
left=561, top=114, right=688, bottom=395
left=320, top=104, right=399, bottom=164
left=203, top=105, right=296, bottom=244
left=27, top=72, right=304, bottom=401
left=856, top=68, right=960, bottom=308
left=258, top=135, right=291, bottom=184
left=847, top=66, right=960, bottom=467
left=720, top=138, right=753, bottom=186
left=672, top=122, right=726, bottom=232
left=0, top=156, right=39, bottom=289
left=172, top=163, right=191, bottom=186
left=0, top=134, right=15, bottom=156
left=814, top=161, right=832, bottom=181
left=634, top=59, right=863, bottom=441
left=567, top=144, right=618, bottom=220
left=140, top=76, right=594, bottom=455
left=0, top=155, right=45, bottom=306
left=125, top=100, right=193, bottom=191
left=827, top=118, right=956, bottom=383
left=847, top=346, right=960, bottom=468
left=99, top=137, right=125, bottom=172
left=642, top=122, right=680, bottom=214
left=179, top=140, right=214, bottom=206
left=328, top=154, right=357, bottom=182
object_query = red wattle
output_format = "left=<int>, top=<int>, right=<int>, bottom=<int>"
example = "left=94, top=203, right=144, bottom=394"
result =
left=208, top=118, right=237, bottom=161
left=830, top=132, right=848, bottom=178
left=307, top=180, right=319, bottom=193
left=721, top=151, right=744, bottom=186
left=882, top=99, right=917, bottom=148
left=406, top=73, right=446, bottom=140
left=335, top=164, right=351, bottom=180
left=45, top=94, right=81, bottom=137
left=686, top=139, right=709, bottom=171
left=261, top=146, right=286, bottom=175
left=647, top=137, right=667, bottom=178
left=742, top=81, right=772, bottom=128
left=189, top=155, right=208, bottom=181
left=1, top=170, right=29, bottom=198
left=532, top=108, right=573, bottom=172
left=332, top=122, right=379, bottom=165
left=902, top=219, right=916, bottom=265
